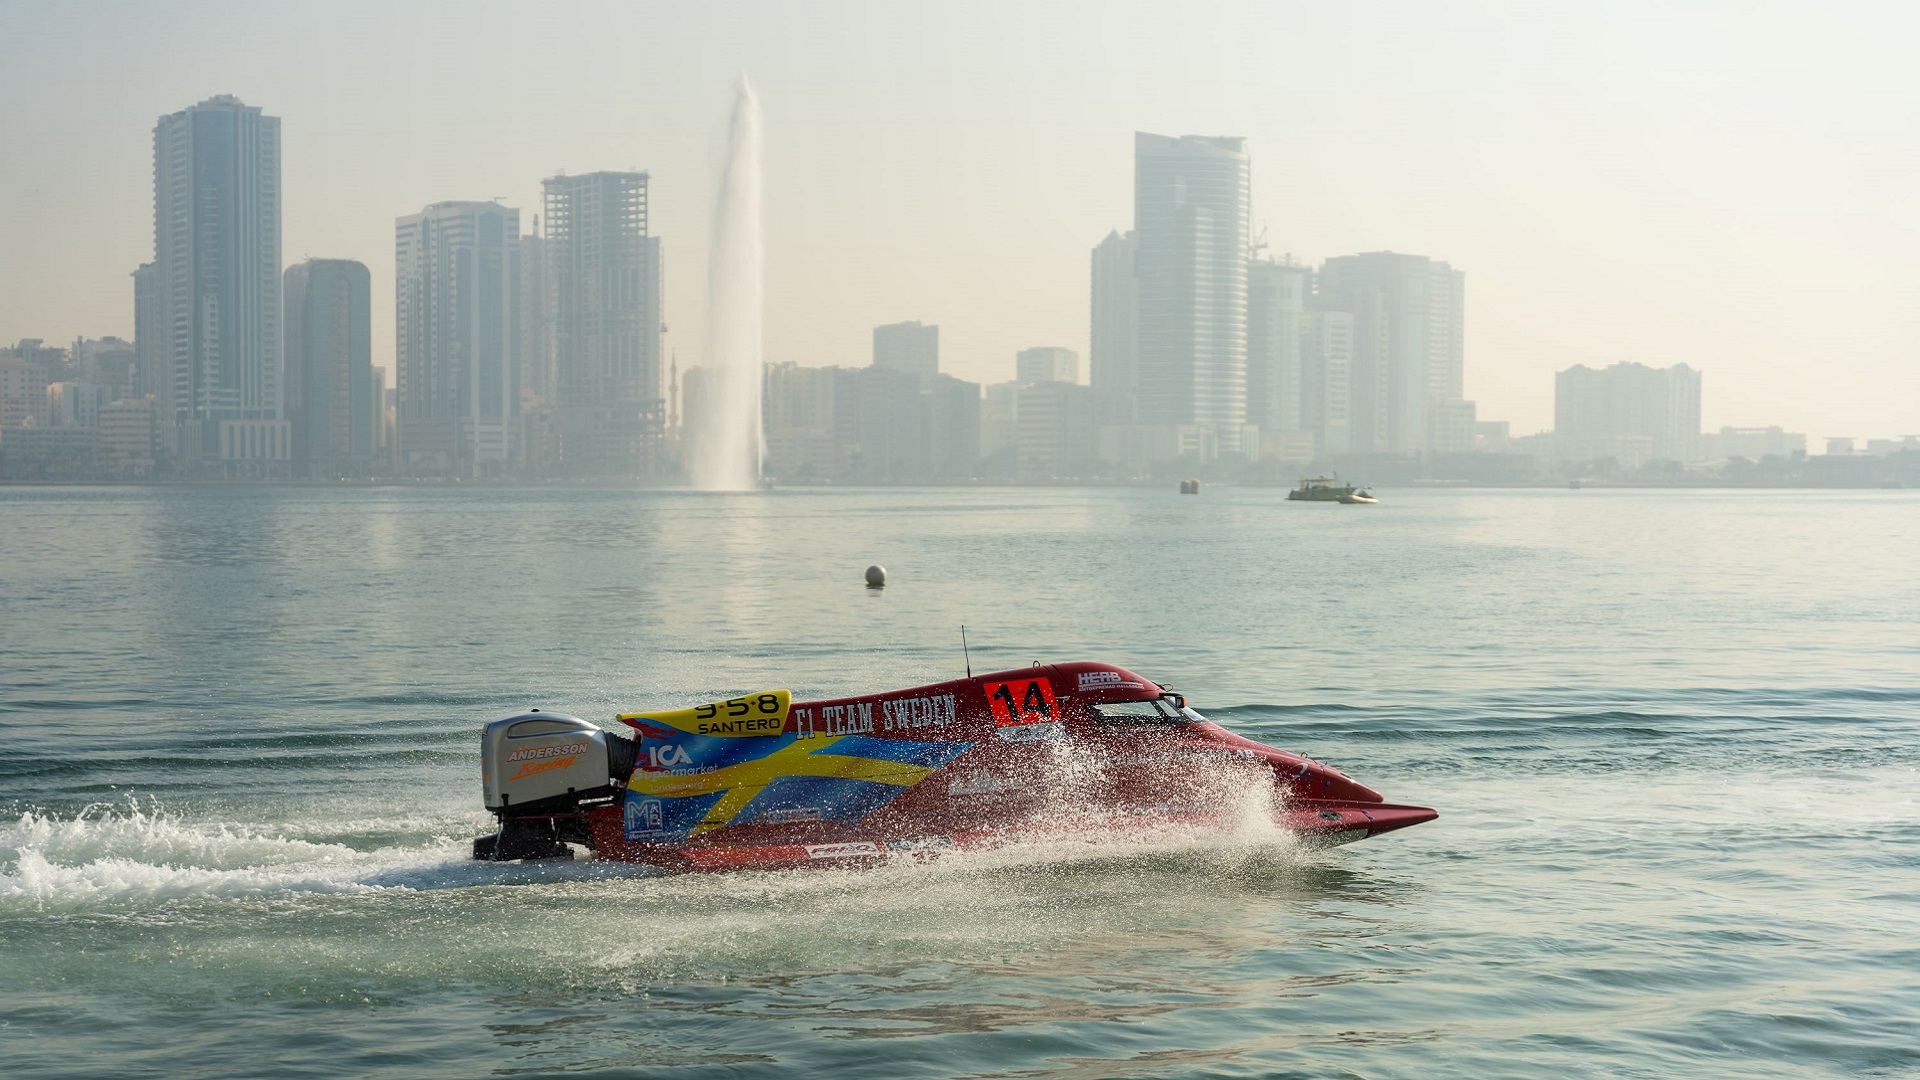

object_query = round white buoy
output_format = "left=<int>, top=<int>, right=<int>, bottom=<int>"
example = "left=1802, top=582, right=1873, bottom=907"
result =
left=865, top=565, right=887, bottom=588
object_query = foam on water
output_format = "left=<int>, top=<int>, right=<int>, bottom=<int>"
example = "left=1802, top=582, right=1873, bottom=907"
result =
left=0, top=746, right=1310, bottom=914
left=0, top=802, right=474, bottom=906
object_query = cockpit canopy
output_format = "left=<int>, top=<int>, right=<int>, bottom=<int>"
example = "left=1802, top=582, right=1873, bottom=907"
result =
left=1087, top=695, right=1191, bottom=725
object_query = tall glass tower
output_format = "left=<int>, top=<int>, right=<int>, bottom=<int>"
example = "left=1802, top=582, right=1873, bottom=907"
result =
left=152, top=96, right=282, bottom=466
left=395, top=201, right=521, bottom=478
left=1132, top=132, right=1250, bottom=452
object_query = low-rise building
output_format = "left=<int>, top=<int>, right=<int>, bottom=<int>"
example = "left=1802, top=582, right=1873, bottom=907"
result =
left=102, top=397, right=165, bottom=476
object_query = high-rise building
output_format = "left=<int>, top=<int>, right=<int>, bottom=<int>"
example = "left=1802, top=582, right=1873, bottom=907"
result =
left=132, top=262, right=163, bottom=405
left=1315, top=252, right=1466, bottom=454
left=763, top=362, right=841, bottom=480
left=1247, top=261, right=1311, bottom=447
left=872, top=321, right=938, bottom=376
left=284, top=259, right=375, bottom=478
left=519, top=217, right=553, bottom=408
left=152, top=96, right=283, bottom=472
left=923, top=373, right=982, bottom=480
left=395, top=201, right=521, bottom=478
left=1133, top=132, right=1250, bottom=452
left=1301, top=309, right=1354, bottom=456
left=1016, top=347, right=1078, bottom=385
left=980, top=380, right=1020, bottom=468
left=1554, top=362, right=1702, bottom=465
left=1089, top=230, right=1138, bottom=424
left=369, top=365, right=388, bottom=462
left=846, top=365, right=926, bottom=481
left=542, top=172, right=664, bottom=476
left=1016, top=380, right=1096, bottom=479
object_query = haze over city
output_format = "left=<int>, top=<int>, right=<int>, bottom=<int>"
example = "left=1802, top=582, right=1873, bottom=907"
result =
left=6, top=6, right=1920, bottom=1077
left=2, top=0, right=1914, bottom=440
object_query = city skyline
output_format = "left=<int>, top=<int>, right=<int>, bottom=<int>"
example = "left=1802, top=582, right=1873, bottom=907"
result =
left=0, top=82, right=1902, bottom=482
left=1, top=2, right=1915, bottom=440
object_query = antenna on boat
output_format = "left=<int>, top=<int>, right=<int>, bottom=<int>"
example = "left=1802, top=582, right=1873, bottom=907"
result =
left=960, top=625, right=972, bottom=679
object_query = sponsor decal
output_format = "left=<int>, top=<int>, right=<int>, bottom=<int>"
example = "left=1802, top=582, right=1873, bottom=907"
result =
left=507, top=755, right=580, bottom=781
left=881, top=692, right=957, bottom=732
left=618, top=691, right=792, bottom=738
left=1106, top=747, right=1256, bottom=768
left=810, top=703, right=879, bottom=734
left=643, top=744, right=694, bottom=769
left=804, top=840, right=883, bottom=860
left=994, top=720, right=1065, bottom=743
left=505, top=741, right=590, bottom=763
left=984, top=677, right=1057, bottom=727
left=623, top=796, right=667, bottom=841
left=693, top=713, right=785, bottom=736
left=758, top=806, right=824, bottom=824
left=1075, top=671, right=1143, bottom=691
left=623, top=733, right=972, bottom=839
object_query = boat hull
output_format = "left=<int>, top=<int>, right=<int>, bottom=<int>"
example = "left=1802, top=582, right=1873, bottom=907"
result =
left=579, top=797, right=1439, bottom=872
left=480, top=662, right=1437, bottom=870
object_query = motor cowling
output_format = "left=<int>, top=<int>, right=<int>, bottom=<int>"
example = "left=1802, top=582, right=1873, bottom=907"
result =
left=481, top=711, right=614, bottom=811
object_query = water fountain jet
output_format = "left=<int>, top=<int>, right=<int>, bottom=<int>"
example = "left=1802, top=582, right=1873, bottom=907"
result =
left=686, top=76, right=764, bottom=490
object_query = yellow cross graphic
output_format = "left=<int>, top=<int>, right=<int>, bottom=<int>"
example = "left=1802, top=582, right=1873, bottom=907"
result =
left=628, top=736, right=941, bottom=836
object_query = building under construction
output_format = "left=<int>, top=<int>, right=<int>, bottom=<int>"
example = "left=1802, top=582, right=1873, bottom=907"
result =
left=541, top=170, right=666, bottom=478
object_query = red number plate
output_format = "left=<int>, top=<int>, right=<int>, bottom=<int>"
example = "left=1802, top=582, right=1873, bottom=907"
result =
left=984, top=677, right=1057, bottom=727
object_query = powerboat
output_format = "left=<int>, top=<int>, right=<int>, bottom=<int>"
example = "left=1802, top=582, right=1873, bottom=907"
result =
left=1340, top=489, right=1378, bottom=504
left=474, top=662, right=1436, bottom=870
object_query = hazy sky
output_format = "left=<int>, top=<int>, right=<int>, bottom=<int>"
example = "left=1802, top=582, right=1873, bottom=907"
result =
left=1, top=0, right=1914, bottom=437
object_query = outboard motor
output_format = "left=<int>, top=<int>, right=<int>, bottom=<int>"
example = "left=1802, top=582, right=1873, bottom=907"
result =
left=475, top=710, right=635, bottom=860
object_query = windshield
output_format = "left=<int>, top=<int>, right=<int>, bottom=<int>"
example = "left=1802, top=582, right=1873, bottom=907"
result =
left=1087, top=696, right=1188, bottom=725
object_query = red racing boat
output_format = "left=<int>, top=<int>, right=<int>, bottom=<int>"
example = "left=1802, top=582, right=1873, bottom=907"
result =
left=474, top=661, right=1436, bottom=870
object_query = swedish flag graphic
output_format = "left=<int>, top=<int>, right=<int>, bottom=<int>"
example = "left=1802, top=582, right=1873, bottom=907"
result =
left=618, top=692, right=970, bottom=841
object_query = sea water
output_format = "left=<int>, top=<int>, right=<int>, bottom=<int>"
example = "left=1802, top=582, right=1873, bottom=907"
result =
left=1, top=486, right=1915, bottom=1079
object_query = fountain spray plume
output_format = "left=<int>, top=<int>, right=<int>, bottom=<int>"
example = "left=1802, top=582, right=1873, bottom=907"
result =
left=688, top=75, right=765, bottom=490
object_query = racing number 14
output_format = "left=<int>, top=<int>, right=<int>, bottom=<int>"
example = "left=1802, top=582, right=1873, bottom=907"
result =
left=985, top=677, right=1056, bottom=727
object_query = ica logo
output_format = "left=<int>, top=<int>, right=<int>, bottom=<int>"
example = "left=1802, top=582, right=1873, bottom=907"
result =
left=645, top=744, right=693, bottom=768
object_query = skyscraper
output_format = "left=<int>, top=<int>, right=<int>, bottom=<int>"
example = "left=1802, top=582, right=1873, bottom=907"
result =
left=923, top=374, right=983, bottom=481
left=1089, top=230, right=1138, bottom=423
left=1246, top=260, right=1311, bottom=443
left=519, top=216, right=553, bottom=408
left=131, top=262, right=165, bottom=408
left=872, top=321, right=938, bottom=376
left=1301, top=309, right=1354, bottom=455
left=1315, top=252, right=1466, bottom=454
left=542, top=172, right=664, bottom=476
left=1133, top=132, right=1250, bottom=452
left=152, top=95, right=283, bottom=472
left=284, top=259, right=374, bottom=478
left=395, top=201, right=521, bottom=478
